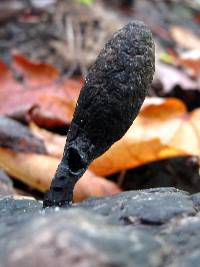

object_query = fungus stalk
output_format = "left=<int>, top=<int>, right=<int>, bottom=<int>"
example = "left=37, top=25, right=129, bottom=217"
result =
left=43, top=21, right=155, bottom=208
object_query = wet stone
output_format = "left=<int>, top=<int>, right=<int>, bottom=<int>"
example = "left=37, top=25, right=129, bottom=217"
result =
left=0, top=208, right=169, bottom=267
left=190, top=192, right=200, bottom=211
left=79, top=187, right=196, bottom=224
left=0, top=170, right=15, bottom=197
left=1, top=187, right=200, bottom=267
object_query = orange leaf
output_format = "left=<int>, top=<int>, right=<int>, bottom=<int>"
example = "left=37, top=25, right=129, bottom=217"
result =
left=30, top=97, right=200, bottom=177
left=90, top=98, right=200, bottom=176
left=12, top=53, right=59, bottom=87
left=0, top=148, right=120, bottom=201
left=30, top=122, right=65, bottom=157
left=74, top=171, right=121, bottom=202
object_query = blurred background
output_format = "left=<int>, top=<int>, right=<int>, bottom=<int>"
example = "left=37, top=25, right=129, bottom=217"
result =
left=0, top=0, right=200, bottom=201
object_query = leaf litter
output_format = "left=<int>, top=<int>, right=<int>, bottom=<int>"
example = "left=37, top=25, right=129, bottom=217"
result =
left=0, top=0, right=199, bottom=201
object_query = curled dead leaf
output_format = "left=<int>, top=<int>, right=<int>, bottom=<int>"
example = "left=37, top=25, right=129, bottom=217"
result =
left=74, top=171, right=121, bottom=202
left=30, top=122, right=65, bottom=157
left=0, top=148, right=120, bottom=201
left=12, top=53, right=59, bottom=87
left=29, top=97, right=200, bottom=177
left=90, top=98, right=200, bottom=176
left=0, top=54, right=82, bottom=127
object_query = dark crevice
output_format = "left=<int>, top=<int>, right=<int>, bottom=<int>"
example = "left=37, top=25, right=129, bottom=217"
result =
left=67, top=147, right=86, bottom=175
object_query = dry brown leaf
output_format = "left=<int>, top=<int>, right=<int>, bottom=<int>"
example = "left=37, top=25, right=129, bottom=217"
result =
left=0, top=148, right=120, bottom=201
left=12, top=53, right=59, bottom=87
left=0, top=54, right=82, bottom=127
left=30, top=122, right=65, bottom=157
left=170, top=26, right=200, bottom=50
left=177, top=50, right=200, bottom=78
left=0, top=149, right=57, bottom=191
left=74, top=171, right=121, bottom=202
left=90, top=140, right=184, bottom=176
left=90, top=98, right=200, bottom=176
left=30, top=98, right=200, bottom=177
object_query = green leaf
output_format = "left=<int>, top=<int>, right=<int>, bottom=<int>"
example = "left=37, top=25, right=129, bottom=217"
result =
left=77, top=0, right=95, bottom=5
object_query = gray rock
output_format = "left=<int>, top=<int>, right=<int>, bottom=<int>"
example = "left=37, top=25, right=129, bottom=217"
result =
left=0, top=207, right=169, bottom=267
left=79, top=187, right=196, bottom=224
left=0, top=170, right=15, bottom=197
left=191, top=192, right=200, bottom=211
left=1, top=187, right=200, bottom=267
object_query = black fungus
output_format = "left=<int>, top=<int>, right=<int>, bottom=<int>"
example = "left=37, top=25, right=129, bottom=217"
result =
left=43, top=20, right=155, bottom=207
